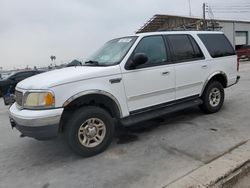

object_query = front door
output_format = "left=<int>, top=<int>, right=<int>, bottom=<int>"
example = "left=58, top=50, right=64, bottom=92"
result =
left=121, top=35, right=175, bottom=113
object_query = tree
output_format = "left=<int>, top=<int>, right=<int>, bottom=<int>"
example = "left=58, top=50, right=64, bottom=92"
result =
left=50, top=55, right=56, bottom=62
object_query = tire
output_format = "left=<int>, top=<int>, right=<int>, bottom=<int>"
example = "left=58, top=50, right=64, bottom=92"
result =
left=199, top=81, right=224, bottom=114
left=64, top=106, right=114, bottom=157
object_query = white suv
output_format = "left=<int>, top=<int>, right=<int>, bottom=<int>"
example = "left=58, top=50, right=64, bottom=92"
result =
left=9, top=31, right=240, bottom=157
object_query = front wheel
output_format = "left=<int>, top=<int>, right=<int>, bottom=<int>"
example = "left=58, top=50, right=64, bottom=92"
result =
left=65, top=106, right=115, bottom=157
left=199, top=81, right=225, bottom=114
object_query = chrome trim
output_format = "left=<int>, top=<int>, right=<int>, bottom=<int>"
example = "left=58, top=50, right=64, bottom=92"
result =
left=63, top=90, right=122, bottom=118
left=9, top=105, right=63, bottom=127
left=15, top=90, right=24, bottom=109
left=128, top=82, right=202, bottom=101
left=200, top=71, right=228, bottom=96
left=128, top=87, right=175, bottom=101
left=15, top=89, right=24, bottom=109
left=176, top=82, right=203, bottom=91
left=227, top=75, right=240, bottom=87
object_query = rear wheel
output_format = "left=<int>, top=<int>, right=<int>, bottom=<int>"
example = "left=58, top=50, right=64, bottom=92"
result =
left=200, top=81, right=224, bottom=114
left=65, top=106, right=114, bottom=157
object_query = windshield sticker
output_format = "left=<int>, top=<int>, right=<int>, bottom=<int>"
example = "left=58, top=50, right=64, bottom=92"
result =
left=118, top=38, right=132, bottom=43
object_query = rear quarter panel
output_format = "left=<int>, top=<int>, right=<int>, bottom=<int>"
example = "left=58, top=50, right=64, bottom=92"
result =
left=194, top=32, right=238, bottom=88
left=208, top=55, right=238, bottom=86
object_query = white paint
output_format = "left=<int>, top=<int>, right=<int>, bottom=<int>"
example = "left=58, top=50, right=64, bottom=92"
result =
left=11, top=31, right=238, bottom=121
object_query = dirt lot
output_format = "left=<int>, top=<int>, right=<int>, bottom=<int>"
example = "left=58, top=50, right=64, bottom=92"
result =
left=0, top=62, right=250, bottom=188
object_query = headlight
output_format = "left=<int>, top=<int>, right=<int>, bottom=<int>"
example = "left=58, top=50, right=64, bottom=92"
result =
left=23, top=91, right=55, bottom=109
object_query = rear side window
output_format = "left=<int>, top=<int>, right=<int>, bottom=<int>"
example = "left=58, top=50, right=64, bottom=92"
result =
left=198, top=34, right=235, bottom=58
left=166, top=34, right=204, bottom=62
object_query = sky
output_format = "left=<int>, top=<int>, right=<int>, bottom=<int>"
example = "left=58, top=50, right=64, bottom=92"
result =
left=0, top=0, right=250, bottom=70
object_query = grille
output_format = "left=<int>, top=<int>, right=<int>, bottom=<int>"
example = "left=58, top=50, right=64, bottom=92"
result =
left=15, top=90, right=23, bottom=107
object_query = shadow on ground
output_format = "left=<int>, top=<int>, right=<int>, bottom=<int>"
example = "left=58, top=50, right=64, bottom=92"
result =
left=115, top=107, right=204, bottom=145
left=11, top=106, right=204, bottom=163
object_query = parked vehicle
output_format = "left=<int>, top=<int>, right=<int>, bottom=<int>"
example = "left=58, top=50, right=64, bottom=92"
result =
left=236, top=45, right=250, bottom=60
left=0, top=72, right=13, bottom=80
left=67, top=60, right=82, bottom=67
left=0, top=70, right=44, bottom=105
left=9, top=31, right=240, bottom=157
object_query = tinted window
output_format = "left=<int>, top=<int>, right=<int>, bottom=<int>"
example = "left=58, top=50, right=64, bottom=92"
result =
left=198, top=34, right=235, bottom=58
left=134, top=36, right=167, bottom=64
left=167, top=34, right=204, bottom=62
left=188, top=36, right=204, bottom=58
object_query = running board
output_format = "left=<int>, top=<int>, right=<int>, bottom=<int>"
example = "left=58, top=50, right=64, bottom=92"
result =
left=120, top=98, right=203, bottom=127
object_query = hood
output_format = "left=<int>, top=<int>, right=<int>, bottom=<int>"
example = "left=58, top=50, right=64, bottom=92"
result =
left=17, top=66, right=121, bottom=90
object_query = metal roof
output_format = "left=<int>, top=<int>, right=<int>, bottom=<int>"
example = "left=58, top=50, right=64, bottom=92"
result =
left=137, top=14, right=250, bottom=33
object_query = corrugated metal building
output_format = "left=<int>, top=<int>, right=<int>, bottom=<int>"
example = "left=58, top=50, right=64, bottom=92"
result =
left=136, top=14, right=250, bottom=48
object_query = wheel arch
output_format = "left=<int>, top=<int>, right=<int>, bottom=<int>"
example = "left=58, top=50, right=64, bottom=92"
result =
left=201, top=71, right=228, bottom=96
left=59, top=90, right=122, bottom=131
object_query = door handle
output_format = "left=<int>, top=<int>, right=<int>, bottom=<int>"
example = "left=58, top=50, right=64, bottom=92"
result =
left=109, top=78, right=122, bottom=84
left=162, top=71, right=170, bottom=75
left=201, top=65, right=208, bottom=69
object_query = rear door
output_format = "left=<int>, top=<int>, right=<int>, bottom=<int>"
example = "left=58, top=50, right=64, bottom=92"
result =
left=165, top=34, right=209, bottom=100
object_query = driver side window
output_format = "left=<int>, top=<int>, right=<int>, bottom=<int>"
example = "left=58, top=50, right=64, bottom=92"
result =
left=134, top=36, right=167, bottom=65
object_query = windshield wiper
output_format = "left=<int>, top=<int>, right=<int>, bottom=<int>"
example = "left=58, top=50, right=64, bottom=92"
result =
left=85, top=60, right=99, bottom=65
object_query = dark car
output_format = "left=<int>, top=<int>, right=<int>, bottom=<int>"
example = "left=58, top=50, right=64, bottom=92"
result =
left=236, top=45, right=250, bottom=60
left=0, top=70, right=44, bottom=105
left=66, top=59, right=82, bottom=67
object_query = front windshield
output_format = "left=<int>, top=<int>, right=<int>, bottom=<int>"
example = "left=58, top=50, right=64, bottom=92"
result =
left=86, top=36, right=137, bottom=66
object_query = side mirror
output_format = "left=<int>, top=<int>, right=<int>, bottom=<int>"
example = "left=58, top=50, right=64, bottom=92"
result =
left=129, top=53, right=148, bottom=69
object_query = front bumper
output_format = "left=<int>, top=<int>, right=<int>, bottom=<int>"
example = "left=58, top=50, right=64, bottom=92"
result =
left=9, top=103, right=63, bottom=140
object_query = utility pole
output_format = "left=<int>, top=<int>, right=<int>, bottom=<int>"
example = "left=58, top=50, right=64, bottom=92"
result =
left=188, top=0, right=192, bottom=16
left=202, top=3, right=207, bottom=30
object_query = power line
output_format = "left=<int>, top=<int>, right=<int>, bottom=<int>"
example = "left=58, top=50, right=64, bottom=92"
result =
left=209, top=6, right=250, bottom=8
left=208, top=2, right=250, bottom=5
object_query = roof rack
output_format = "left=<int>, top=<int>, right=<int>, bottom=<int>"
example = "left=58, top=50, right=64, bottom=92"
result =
left=136, top=14, right=222, bottom=33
